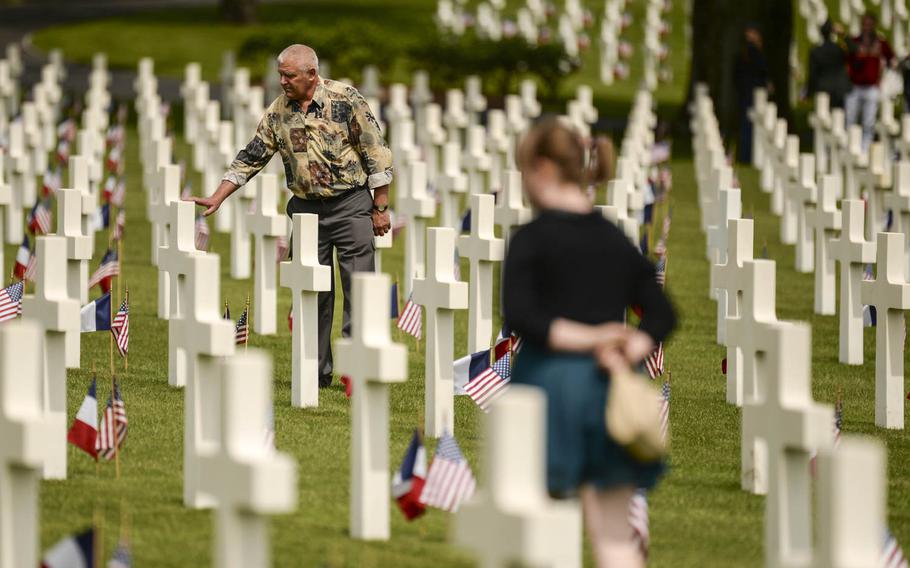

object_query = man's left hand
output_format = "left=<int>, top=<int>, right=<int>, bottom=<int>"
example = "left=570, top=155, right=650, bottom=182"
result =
left=372, top=209, right=391, bottom=236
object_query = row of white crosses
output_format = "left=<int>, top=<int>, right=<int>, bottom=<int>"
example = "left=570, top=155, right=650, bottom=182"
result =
left=753, top=87, right=910, bottom=430
left=691, top=87, right=892, bottom=566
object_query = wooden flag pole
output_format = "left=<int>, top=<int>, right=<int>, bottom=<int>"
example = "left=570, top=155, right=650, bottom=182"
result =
left=111, top=373, right=121, bottom=480
left=109, top=282, right=114, bottom=379
left=245, top=294, right=251, bottom=350
left=123, top=288, right=129, bottom=371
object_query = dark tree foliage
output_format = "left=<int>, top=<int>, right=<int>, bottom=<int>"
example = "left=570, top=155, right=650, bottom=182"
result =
left=688, top=0, right=793, bottom=139
left=221, top=0, right=257, bottom=24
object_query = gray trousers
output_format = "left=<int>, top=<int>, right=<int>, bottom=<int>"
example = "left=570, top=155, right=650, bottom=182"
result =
left=287, top=189, right=375, bottom=379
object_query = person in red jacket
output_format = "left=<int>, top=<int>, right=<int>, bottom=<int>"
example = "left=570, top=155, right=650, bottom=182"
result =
left=845, top=12, right=894, bottom=148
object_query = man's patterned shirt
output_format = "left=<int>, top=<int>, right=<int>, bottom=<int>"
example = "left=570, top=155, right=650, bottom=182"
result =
left=223, top=78, right=393, bottom=199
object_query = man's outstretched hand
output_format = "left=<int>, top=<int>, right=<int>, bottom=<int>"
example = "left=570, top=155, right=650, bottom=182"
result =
left=187, top=195, right=222, bottom=217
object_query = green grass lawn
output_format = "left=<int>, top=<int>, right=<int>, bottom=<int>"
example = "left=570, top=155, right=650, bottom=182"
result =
left=4, top=118, right=907, bottom=566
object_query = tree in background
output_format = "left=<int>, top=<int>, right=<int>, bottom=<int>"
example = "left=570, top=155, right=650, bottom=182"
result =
left=688, top=0, right=793, bottom=148
left=221, top=0, right=257, bottom=23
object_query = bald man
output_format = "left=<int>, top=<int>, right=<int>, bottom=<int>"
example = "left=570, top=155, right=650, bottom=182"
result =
left=192, top=44, right=392, bottom=388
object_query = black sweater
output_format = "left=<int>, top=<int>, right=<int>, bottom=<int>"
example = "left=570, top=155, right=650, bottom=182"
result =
left=502, top=210, right=676, bottom=348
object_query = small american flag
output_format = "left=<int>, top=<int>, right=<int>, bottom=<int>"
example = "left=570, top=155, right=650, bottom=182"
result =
left=629, top=489, right=650, bottom=559
left=397, top=295, right=422, bottom=339
left=111, top=297, right=129, bottom=356
left=418, top=432, right=476, bottom=512
left=464, top=354, right=511, bottom=412
left=28, top=198, right=53, bottom=235
left=235, top=305, right=249, bottom=345
left=195, top=214, right=210, bottom=251
left=96, top=380, right=128, bottom=461
left=276, top=235, right=289, bottom=262
left=112, top=179, right=126, bottom=208
left=655, top=255, right=667, bottom=287
left=833, top=398, right=842, bottom=448
left=108, top=540, right=132, bottom=568
left=645, top=342, right=664, bottom=379
left=88, top=248, right=119, bottom=292
left=653, top=237, right=666, bottom=258
left=112, top=210, right=126, bottom=241
left=659, top=378, right=670, bottom=442
left=0, top=281, right=25, bottom=323
left=882, top=531, right=909, bottom=568
left=24, top=253, right=37, bottom=282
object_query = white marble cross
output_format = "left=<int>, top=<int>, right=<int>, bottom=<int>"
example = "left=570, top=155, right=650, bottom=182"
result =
left=55, top=188, right=92, bottom=369
left=443, top=89, right=468, bottom=145
left=486, top=110, right=510, bottom=193
left=146, top=137, right=172, bottom=259
left=829, top=199, right=876, bottom=365
left=814, top=438, right=885, bottom=567
left=399, top=161, right=436, bottom=297
left=494, top=169, right=531, bottom=244
left=21, top=236, right=79, bottom=480
left=860, top=232, right=910, bottom=429
left=436, top=141, right=468, bottom=230
left=5, top=121, right=29, bottom=244
left=859, top=142, right=889, bottom=242
left=177, top=252, right=235, bottom=508
left=454, top=385, right=582, bottom=567
left=280, top=213, right=331, bottom=408
left=811, top=175, right=842, bottom=315
left=885, top=160, right=910, bottom=281
left=231, top=177, right=257, bottom=280
left=459, top=193, right=505, bottom=354
left=0, top=157, right=8, bottom=270
left=160, top=200, right=203, bottom=388
left=742, top=322, right=833, bottom=562
left=707, top=188, right=742, bottom=344
left=725, top=259, right=784, bottom=492
left=68, top=156, right=96, bottom=255
left=0, top=320, right=54, bottom=568
left=794, top=153, right=817, bottom=274
left=151, top=165, right=181, bottom=319
left=713, top=219, right=754, bottom=406
left=247, top=174, right=285, bottom=335
left=464, top=125, right=492, bottom=196
left=198, top=350, right=296, bottom=567
left=412, top=227, right=468, bottom=437
left=464, top=76, right=487, bottom=127
left=335, top=273, right=408, bottom=540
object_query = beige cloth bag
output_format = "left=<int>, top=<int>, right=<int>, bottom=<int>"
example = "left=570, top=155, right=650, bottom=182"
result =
left=605, top=371, right=667, bottom=462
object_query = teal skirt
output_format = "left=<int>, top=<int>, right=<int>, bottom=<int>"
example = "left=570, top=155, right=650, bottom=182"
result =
left=511, top=343, right=666, bottom=497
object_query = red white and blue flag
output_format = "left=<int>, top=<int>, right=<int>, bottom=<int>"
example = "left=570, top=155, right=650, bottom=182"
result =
left=67, top=377, right=99, bottom=460
left=397, top=295, right=422, bottom=339
left=645, top=342, right=664, bottom=379
left=882, top=531, right=909, bottom=568
left=28, top=197, right=53, bottom=235
left=195, top=213, right=210, bottom=251
left=13, top=236, right=31, bottom=279
left=111, top=297, right=129, bottom=356
left=419, top=432, right=476, bottom=512
left=235, top=305, right=249, bottom=345
left=0, top=281, right=24, bottom=323
left=96, top=379, right=128, bottom=461
left=41, top=528, right=94, bottom=568
left=629, top=489, right=650, bottom=559
left=392, top=429, right=428, bottom=520
left=88, top=248, right=119, bottom=293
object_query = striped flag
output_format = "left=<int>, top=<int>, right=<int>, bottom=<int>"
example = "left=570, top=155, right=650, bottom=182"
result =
left=397, top=295, right=422, bottom=339
left=13, top=236, right=30, bottom=279
left=111, top=297, right=129, bottom=356
left=67, top=377, right=99, bottom=460
left=195, top=214, right=210, bottom=251
left=88, top=248, right=119, bottom=293
left=28, top=198, right=53, bottom=235
left=418, top=432, right=476, bottom=512
left=276, top=235, right=289, bottom=262
left=644, top=342, right=664, bottom=379
left=464, top=351, right=512, bottom=412
left=96, top=380, right=128, bottom=461
left=659, top=378, right=670, bottom=442
left=41, top=528, right=95, bottom=568
left=24, top=252, right=38, bottom=282
left=655, top=255, right=667, bottom=287
left=882, top=531, right=909, bottom=568
left=112, top=178, right=126, bottom=207
left=235, top=305, right=249, bottom=345
left=392, top=429, right=428, bottom=520
left=628, top=489, right=650, bottom=559
left=0, top=281, right=24, bottom=323
left=107, top=539, right=132, bottom=568
left=112, top=209, right=126, bottom=241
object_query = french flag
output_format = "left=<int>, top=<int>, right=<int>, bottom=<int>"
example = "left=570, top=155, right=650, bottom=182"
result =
left=67, top=377, right=98, bottom=460
left=13, top=236, right=30, bottom=279
left=453, top=349, right=493, bottom=395
left=41, top=528, right=94, bottom=568
left=80, top=293, right=111, bottom=332
left=392, top=429, right=427, bottom=520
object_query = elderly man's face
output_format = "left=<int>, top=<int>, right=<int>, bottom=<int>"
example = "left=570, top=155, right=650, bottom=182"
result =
left=278, top=58, right=317, bottom=101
